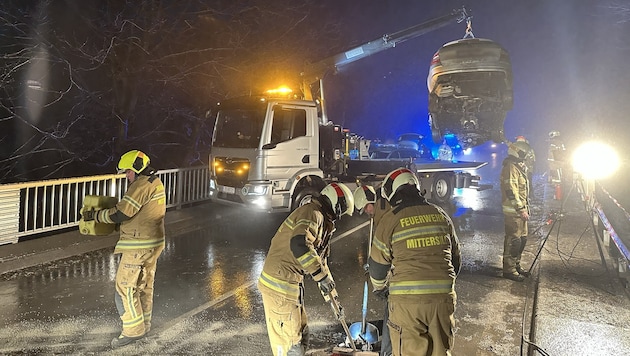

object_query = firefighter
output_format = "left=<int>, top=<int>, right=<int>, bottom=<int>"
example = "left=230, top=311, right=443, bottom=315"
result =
left=369, top=168, right=461, bottom=356
left=501, top=141, right=533, bottom=282
left=354, top=184, right=377, bottom=218
left=257, top=182, right=354, bottom=356
left=81, top=150, right=166, bottom=348
left=354, top=183, right=394, bottom=356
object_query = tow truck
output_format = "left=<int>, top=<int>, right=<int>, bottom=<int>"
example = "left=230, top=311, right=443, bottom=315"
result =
left=208, top=7, right=492, bottom=212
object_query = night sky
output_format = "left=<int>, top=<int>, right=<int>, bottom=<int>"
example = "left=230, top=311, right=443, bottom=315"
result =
left=3, top=0, right=630, bottom=185
left=320, top=1, right=630, bottom=161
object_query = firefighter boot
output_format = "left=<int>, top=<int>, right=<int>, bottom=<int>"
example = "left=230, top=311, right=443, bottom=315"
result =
left=516, top=237, right=530, bottom=277
left=111, top=334, right=145, bottom=348
left=503, top=272, right=525, bottom=282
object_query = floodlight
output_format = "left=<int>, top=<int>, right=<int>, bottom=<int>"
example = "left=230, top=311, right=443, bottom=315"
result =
left=571, top=141, right=620, bottom=180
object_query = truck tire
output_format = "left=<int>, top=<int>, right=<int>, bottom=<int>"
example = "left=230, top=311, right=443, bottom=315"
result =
left=431, top=173, right=453, bottom=204
left=291, top=187, right=319, bottom=211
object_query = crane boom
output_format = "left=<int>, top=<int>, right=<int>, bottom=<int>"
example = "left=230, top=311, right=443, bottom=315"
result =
left=300, top=7, right=469, bottom=102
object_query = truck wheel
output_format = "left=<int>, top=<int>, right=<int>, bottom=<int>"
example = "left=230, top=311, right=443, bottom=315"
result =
left=431, top=173, right=453, bottom=204
left=291, top=187, right=319, bottom=211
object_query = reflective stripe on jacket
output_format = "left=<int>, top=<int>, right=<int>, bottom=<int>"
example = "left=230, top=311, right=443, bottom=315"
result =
left=258, top=200, right=334, bottom=301
left=370, top=201, right=459, bottom=299
left=100, top=175, right=166, bottom=252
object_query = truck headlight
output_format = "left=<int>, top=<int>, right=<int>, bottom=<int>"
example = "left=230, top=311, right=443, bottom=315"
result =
left=242, top=185, right=268, bottom=196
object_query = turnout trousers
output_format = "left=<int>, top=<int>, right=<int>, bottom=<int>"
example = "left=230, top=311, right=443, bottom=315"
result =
left=258, top=284, right=309, bottom=356
left=503, top=214, right=528, bottom=274
left=114, top=245, right=164, bottom=338
left=387, top=294, right=456, bottom=356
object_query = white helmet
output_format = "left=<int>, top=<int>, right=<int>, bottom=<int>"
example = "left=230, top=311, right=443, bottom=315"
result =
left=381, top=168, right=420, bottom=202
left=353, top=185, right=376, bottom=215
left=320, top=183, right=354, bottom=218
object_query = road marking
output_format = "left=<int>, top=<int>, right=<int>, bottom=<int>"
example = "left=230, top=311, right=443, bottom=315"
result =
left=155, top=219, right=370, bottom=336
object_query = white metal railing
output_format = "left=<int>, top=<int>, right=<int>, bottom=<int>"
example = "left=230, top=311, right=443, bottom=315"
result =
left=0, top=166, right=211, bottom=245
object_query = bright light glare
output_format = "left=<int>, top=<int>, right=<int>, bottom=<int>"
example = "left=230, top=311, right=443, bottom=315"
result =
left=571, top=141, right=620, bottom=179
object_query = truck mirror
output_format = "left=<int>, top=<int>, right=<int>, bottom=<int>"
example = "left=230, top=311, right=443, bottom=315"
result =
left=262, top=143, right=277, bottom=150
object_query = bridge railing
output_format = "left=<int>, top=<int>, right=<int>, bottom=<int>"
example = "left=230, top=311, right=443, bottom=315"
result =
left=0, top=166, right=210, bottom=245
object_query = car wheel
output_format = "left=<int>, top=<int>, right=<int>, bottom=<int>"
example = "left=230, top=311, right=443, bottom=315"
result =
left=431, top=173, right=453, bottom=204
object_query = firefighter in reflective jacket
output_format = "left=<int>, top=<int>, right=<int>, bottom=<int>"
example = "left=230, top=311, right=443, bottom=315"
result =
left=82, top=150, right=166, bottom=348
left=369, top=168, right=461, bottom=356
left=501, top=141, right=532, bottom=282
left=258, top=183, right=354, bottom=356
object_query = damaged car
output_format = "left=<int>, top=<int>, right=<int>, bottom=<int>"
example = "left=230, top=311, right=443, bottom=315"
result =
left=427, top=37, right=513, bottom=148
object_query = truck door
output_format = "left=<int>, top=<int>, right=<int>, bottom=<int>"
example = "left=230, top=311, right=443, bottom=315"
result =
left=262, top=105, right=317, bottom=180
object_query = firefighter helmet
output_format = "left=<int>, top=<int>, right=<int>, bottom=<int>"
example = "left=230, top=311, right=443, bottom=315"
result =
left=118, top=150, right=150, bottom=174
left=515, top=135, right=529, bottom=144
left=381, top=168, right=420, bottom=202
left=353, top=185, right=376, bottom=215
left=507, top=141, right=532, bottom=161
left=320, top=183, right=354, bottom=218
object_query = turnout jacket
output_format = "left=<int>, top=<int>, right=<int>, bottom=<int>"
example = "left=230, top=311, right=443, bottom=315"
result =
left=95, top=174, right=166, bottom=253
left=500, top=157, right=529, bottom=215
left=258, top=199, right=335, bottom=301
left=369, top=198, right=460, bottom=300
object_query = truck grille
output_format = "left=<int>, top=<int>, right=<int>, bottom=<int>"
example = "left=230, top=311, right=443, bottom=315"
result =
left=214, top=156, right=250, bottom=188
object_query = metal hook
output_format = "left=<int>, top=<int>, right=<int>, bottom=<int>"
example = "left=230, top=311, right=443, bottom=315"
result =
left=463, top=17, right=475, bottom=38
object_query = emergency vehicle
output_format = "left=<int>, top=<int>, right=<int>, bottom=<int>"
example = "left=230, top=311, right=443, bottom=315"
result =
left=208, top=8, right=497, bottom=212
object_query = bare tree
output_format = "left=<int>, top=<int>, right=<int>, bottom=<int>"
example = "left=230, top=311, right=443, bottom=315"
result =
left=0, top=0, right=345, bottom=183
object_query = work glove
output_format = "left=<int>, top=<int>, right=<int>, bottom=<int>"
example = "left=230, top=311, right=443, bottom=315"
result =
left=317, top=274, right=335, bottom=296
left=82, top=209, right=96, bottom=222
left=373, top=287, right=389, bottom=301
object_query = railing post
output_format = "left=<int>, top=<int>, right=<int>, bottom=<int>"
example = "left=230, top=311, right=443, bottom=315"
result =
left=176, top=170, right=183, bottom=210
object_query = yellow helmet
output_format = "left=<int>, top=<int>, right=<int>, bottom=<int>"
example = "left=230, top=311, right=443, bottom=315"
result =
left=320, top=182, right=354, bottom=218
left=353, top=185, right=376, bottom=215
left=118, top=150, right=150, bottom=174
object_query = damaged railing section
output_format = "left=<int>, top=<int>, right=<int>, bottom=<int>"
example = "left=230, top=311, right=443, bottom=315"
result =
left=0, top=167, right=211, bottom=246
left=594, top=184, right=630, bottom=287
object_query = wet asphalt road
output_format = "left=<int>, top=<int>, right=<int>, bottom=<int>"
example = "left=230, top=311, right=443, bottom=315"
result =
left=1, top=150, right=628, bottom=355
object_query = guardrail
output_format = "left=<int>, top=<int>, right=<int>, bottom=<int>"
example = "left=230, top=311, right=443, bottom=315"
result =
left=0, top=166, right=211, bottom=245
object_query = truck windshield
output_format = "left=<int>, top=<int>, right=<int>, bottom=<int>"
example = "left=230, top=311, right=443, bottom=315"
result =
left=213, top=108, right=265, bottom=148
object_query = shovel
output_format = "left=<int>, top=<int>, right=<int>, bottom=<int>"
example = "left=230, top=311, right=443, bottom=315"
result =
left=348, top=217, right=380, bottom=348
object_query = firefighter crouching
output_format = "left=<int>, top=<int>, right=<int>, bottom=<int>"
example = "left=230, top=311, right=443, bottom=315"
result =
left=257, top=183, right=354, bottom=356
left=368, top=168, right=461, bottom=356
left=501, top=141, right=533, bottom=282
left=81, top=150, right=166, bottom=348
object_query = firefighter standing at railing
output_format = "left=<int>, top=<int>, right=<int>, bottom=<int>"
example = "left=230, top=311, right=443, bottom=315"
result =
left=81, top=150, right=166, bottom=348
left=257, top=183, right=354, bottom=356
left=369, top=168, right=461, bottom=356
left=501, top=141, right=533, bottom=282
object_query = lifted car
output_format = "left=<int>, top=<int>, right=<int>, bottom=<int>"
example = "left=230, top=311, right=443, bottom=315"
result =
left=427, top=38, right=513, bottom=148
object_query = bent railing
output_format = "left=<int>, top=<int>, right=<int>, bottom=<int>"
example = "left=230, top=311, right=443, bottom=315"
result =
left=0, top=166, right=210, bottom=245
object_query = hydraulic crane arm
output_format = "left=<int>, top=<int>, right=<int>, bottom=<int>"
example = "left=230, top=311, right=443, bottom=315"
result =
left=300, top=7, right=469, bottom=101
